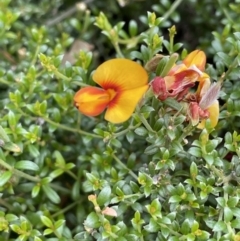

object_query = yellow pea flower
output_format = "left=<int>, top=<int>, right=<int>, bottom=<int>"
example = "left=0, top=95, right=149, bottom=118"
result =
left=74, top=59, right=149, bottom=123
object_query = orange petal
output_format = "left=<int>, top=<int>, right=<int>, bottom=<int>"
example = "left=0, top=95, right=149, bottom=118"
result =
left=92, top=59, right=148, bottom=91
left=74, top=87, right=110, bottom=116
left=198, top=101, right=219, bottom=129
left=104, top=85, right=149, bottom=123
left=183, top=50, right=206, bottom=71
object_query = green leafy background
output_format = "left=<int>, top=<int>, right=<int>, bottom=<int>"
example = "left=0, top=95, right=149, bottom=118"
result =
left=0, top=0, right=240, bottom=240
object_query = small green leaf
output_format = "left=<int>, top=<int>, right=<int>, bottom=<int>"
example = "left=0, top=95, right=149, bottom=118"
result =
left=191, top=220, right=199, bottom=232
left=181, top=219, right=190, bottom=234
left=53, top=55, right=63, bottom=67
left=5, top=214, right=18, bottom=222
left=174, top=115, right=185, bottom=126
left=141, top=106, right=155, bottom=113
left=212, top=221, right=227, bottom=232
left=146, top=198, right=162, bottom=217
left=10, top=224, right=21, bottom=233
left=15, top=160, right=39, bottom=171
left=161, top=226, right=170, bottom=238
left=97, top=186, right=111, bottom=206
left=169, top=195, right=181, bottom=203
left=65, top=163, right=75, bottom=170
left=140, top=44, right=150, bottom=62
left=216, top=197, right=225, bottom=207
left=144, top=145, right=159, bottom=155
left=72, top=181, right=80, bottom=200
left=2, top=142, right=21, bottom=153
left=53, top=150, right=66, bottom=166
left=65, top=61, right=72, bottom=77
left=129, top=20, right=138, bottom=37
left=163, top=98, right=182, bottom=110
left=134, top=127, right=148, bottom=136
left=130, top=51, right=142, bottom=60
left=49, top=169, right=64, bottom=179
left=40, top=216, right=53, bottom=228
left=202, top=152, right=214, bottom=165
left=224, top=206, right=233, bottom=222
left=144, top=218, right=160, bottom=232
left=161, top=217, right=171, bottom=225
left=0, top=171, right=12, bottom=186
left=126, top=131, right=134, bottom=143
left=42, top=184, right=60, bottom=204
left=8, top=111, right=17, bottom=128
left=54, top=219, right=65, bottom=229
left=84, top=212, right=100, bottom=229
left=161, top=53, right=179, bottom=77
left=28, top=145, right=40, bottom=158
left=190, top=162, right=198, bottom=178
left=155, top=56, right=169, bottom=76
left=110, top=138, right=122, bottom=149
left=131, top=211, right=145, bottom=231
left=232, top=207, right=240, bottom=217
left=234, top=32, right=240, bottom=40
left=228, top=197, right=239, bottom=207
left=43, top=228, right=53, bottom=235
left=217, top=52, right=232, bottom=66
left=41, top=177, right=52, bottom=185
left=143, top=185, right=152, bottom=197
left=32, top=185, right=40, bottom=198
left=39, top=100, right=47, bottom=115
left=0, top=126, right=10, bottom=142
left=173, top=42, right=183, bottom=51
left=231, top=219, right=240, bottom=229
left=85, top=173, right=98, bottom=183
left=188, top=147, right=202, bottom=157
left=34, top=237, right=42, bottom=241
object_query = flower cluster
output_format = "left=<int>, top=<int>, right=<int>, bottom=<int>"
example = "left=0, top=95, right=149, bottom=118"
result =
left=151, top=50, right=220, bottom=129
left=74, top=50, right=220, bottom=128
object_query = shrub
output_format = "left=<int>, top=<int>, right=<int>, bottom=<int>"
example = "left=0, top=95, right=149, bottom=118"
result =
left=1, top=0, right=240, bottom=241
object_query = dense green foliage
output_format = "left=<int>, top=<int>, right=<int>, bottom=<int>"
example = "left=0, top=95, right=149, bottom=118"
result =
left=1, top=0, right=240, bottom=240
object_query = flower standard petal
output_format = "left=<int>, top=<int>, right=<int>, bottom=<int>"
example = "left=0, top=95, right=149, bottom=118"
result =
left=74, top=87, right=110, bottom=116
left=104, top=85, right=149, bottom=123
left=183, top=50, right=206, bottom=71
left=92, top=59, right=148, bottom=91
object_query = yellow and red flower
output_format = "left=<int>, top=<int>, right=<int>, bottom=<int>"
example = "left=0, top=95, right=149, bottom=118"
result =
left=74, top=59, right=149, bottom=123
left=151, top=69, right=200, bottom=101
left=151, top=50, right=220, bottom=128
left=151, top=50, right=207, bottom=101
left=183, top=51, right=220, bottom=129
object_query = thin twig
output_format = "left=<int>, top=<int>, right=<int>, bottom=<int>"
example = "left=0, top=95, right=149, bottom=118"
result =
left=45, top=0, right=95, bottom=27
left=112, top=153, right=138, bottom=180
